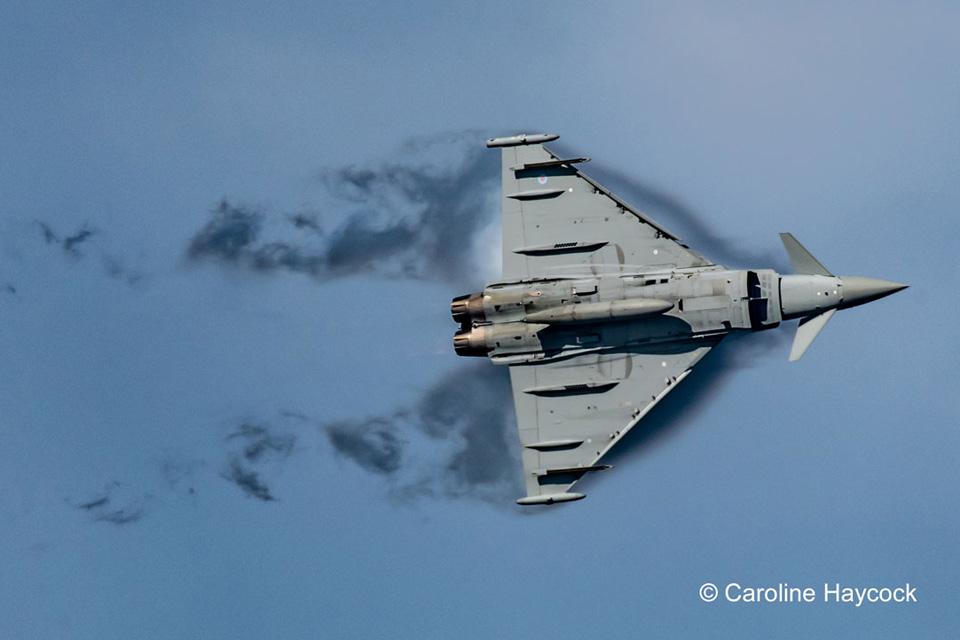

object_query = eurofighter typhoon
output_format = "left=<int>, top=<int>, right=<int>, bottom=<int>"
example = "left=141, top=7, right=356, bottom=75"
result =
left=451, top=133, right=906, bottom=506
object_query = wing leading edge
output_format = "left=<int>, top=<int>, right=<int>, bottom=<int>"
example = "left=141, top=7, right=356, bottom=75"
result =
left=490, top=134, right=717, bottom=281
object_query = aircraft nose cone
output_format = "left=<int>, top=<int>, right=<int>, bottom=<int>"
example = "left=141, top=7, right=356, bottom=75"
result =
left=839, top=276, right=909, bottom=309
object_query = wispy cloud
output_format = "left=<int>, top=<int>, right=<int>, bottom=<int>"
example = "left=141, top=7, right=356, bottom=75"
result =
left=320, top=361, right=521, bottom=505
left=75, top=482, right=147, bottom=525
left=155, top=449, right=204, bottom=498
left=185, top=130, right=498, bottom=287
left=220, top=422, right=297, bottom=501
left=326, top=418, right=404, bottom=475
left=37, top=221, right=59, bottom=245
left=222, top=458, right=276, bottom=502
left=63, top=227, right=97, bottom=256
left=35, top=220, right=97, bottom=256
left=31, top=219, right=146, bottom=286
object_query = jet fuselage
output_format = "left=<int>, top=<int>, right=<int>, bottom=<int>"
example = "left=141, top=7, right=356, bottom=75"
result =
left=453, top=268, right=905, bottom=365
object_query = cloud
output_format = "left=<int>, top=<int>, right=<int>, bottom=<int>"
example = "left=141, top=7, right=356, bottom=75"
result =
left=78, top=496, right=109, bottom=510
left=37, top=221, right=59, bottom=244
left=186, top=201, right=264, bottom=264
left=185, top=130, right=498, bottom=287
left=220, top=422, right=297, bottom=501
left=325, top=418, right=404, bottom=474
left=416, top=364, right=519, bottom=490
left=31, top=219, right=147, bottom=285
left=155, top=449, right=204, bottom=498
left=62, top=227, right=97, bottom=256
left=320, top=362, right=521, bottom=504
left=227, top=423, right=296, bottom=462
left=93, top=504, right=146, bottom=525
left=222, top=458, right=276, bottom=502
left=35, top=220, right=97, bottom=256
left=288, top=212, right=322, bottom=233
left=101, top=255, right=147, bottom=286
left=66, top=425, right=296, bottom=526
left=75, top=482, right=147, bottom=525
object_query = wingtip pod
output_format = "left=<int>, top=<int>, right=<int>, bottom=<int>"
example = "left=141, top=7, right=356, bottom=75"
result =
left=515, top=492, right=585, bottom=506
left=486, top=133, right=559, bottom=148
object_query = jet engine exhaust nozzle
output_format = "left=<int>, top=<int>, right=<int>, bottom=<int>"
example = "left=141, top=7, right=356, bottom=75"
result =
left=451, top=292, right=486, bottom=326
left=453, top=326, right=490, bottom=357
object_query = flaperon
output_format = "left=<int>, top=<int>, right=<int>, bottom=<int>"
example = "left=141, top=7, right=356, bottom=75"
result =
left=452, top=133, right=907, bottom=506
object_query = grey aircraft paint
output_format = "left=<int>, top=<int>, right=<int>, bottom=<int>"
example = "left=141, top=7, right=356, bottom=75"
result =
left=452, top=134, right=906, bottom=505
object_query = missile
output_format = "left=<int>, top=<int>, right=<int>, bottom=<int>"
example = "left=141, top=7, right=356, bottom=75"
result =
left=515, top=492, right=585, bottom=505
left=486, top=133, right=560, bottom=148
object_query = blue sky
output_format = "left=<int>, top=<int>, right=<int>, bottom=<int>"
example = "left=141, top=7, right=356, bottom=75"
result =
left=2, top=2, right=958, bottom=638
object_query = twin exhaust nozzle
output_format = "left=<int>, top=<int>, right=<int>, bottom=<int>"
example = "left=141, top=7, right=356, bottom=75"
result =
left=450, top=292, right=486, bottom=327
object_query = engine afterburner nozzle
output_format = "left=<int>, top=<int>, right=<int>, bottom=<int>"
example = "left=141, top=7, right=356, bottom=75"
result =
left=453, top=326, right=490, bottom=357
left=450, top=292, right=486, bottom=326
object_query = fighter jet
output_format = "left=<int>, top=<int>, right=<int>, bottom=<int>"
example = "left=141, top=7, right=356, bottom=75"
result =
left=451, top=133, right=907, bottom=506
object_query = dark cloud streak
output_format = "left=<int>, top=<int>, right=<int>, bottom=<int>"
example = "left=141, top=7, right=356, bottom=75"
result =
left=325, top=419, right=404, bottom=475
left=186, top=202, right=263, bottom=263
left=63, top=227, right=97, bottom=255
left=227, top=423, right=296, bottom=462
left=185, top=131, right=498, bottom=288
left=321, top=362, right=520, bottom=504
left=75, top=483, right=147, bottom=526
left=36, top=220, right=59, bottom=244
left=32, top=219, right=145, bottom=285
left=92, top=504, right=146, bottom=525
left=222, top=458, right=275, bottom=502
left=78, top=496, right=109, bottom=510
left=35, top=220, right=98, bottom=256
left=220, top=422, right=297, bottom=501
left=288, top=213, right=322, bottom=233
